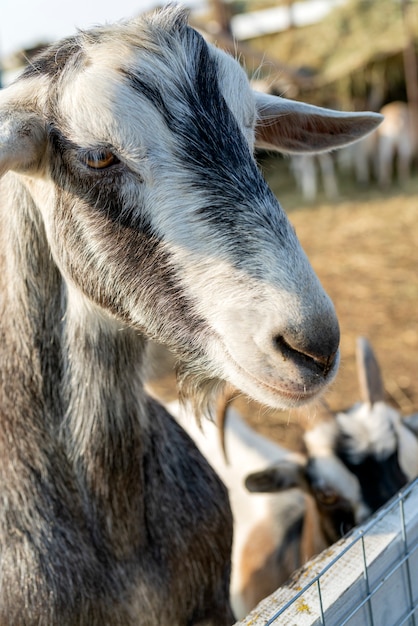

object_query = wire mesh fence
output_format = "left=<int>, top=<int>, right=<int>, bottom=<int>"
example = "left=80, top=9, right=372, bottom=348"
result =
left=236, top=477, right=418, bottom=626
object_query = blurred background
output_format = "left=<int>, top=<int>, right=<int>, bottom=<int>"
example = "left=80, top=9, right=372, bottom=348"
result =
left=2, top=0, right=418, bottom=446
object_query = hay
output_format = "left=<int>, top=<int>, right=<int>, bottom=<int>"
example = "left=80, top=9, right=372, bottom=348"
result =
left=247, top=0, right=418, bottom=88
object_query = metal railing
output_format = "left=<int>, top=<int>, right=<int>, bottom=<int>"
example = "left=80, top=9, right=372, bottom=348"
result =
left=237, top=477, right=418, bottom=626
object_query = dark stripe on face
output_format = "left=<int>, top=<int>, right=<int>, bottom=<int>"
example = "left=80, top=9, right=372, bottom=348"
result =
left=122, top=72, right=178, bottom=131
left=124, top=30, right=260, bottom=195
left=122, top=27, right=288, bottom=266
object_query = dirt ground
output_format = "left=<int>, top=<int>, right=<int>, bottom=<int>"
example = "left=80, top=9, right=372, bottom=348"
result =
left=148, top=157, right=418, bottom=452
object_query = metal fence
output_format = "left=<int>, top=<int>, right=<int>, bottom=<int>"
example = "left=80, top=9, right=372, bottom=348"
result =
left=237, top=477, right=418, bottom=626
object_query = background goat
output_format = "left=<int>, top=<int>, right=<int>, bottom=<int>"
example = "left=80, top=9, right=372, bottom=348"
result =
left=289, top=100, right=418, bottom=198
left=376, top=101, right=417, bottom=187
left=0, top=5, right=382, bottom=624
left=338, top=101, right=417, bottom=189
left=162, top=336, right=418, bottom=619
left=167, top=398, right=354, bottom=619
left=303, top=337, right=418, bottom=514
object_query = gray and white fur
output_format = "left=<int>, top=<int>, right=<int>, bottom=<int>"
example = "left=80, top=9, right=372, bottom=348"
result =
left=0, top=5, right=382, bottom=625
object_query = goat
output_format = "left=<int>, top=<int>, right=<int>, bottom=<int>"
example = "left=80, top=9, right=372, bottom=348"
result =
left=303, top=337, right=418, bottom=514
left=290, top=99, right=418, bottom=197
left=245, top=337, right=418, bottom=615
left=376, top=101, right=417, bottom=187
left=167, top=398, right=356, bottom=619
left=164, top=336, right=418, bottom=619
left=0, top=5, right=382, bottom=624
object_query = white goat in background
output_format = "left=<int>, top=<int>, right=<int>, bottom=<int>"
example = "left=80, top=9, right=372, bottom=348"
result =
left=291, top=100, right=418, bottom=195
left=339, top=101, right=418, bottom=188
left=376, top=101, right=417, bottom=187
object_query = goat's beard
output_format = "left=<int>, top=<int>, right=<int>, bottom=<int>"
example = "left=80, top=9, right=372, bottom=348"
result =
left=176, top=356, right=226, bottom=422
left=144, top=336, right=227, bottom=421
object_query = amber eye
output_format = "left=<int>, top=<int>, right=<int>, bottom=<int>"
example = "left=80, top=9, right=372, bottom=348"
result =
left=83, top=149, right=119, bottom=170
left=316, top=488, right=339, bottom=506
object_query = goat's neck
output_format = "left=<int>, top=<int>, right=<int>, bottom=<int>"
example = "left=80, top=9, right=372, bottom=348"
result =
left=62, top=285, right=147, bottom=468
left=0, top=175, right=148, bottom=545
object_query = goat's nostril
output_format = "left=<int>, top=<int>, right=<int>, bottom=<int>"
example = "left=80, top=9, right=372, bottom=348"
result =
left=318, top=352, right=337, bottom=377
left=273, top=335, right=337, bottom=377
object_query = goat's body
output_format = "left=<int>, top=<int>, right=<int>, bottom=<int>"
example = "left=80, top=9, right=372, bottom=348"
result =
left=166, top=401, right=312, bottom=619
left=377, top=101, right=417, bottom=187
left=0, top=176, right=233, bottom=625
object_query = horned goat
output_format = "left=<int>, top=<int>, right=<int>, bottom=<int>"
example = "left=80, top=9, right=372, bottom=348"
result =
left=303, top=337, right=418, bottom=516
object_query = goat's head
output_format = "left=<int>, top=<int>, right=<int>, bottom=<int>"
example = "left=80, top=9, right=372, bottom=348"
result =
left=238, top=451, right=355, bottom=613
left=245, top=454, right=356, bottom=544
left=0, top=7, right=382, bottom=410
left=304, top=337, right=418, bottom=520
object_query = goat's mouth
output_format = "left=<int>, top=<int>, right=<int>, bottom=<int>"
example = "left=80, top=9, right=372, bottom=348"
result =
left=219, top=343, right=338, bottom=409
left=233, top=363, right=322, bottom=404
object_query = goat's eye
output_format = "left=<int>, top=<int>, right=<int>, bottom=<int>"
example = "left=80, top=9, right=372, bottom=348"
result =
left=82, top=150, right=119, bottom=170
left=316, top=488, right=339, bottom=506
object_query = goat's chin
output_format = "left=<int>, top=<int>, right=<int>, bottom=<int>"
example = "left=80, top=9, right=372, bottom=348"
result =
left=251, top=382, right=328, bottom=410
left=226, top=373, right=329, bottom=411
left=211, top=343, right=339, bottom=411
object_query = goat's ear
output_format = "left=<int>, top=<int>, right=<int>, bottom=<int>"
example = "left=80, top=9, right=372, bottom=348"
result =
left=356, top=336, right=385, bottom=405
left=244, top=461, right=305, bottom=493
left=0, top=110, right=47, bottom=177
left=253, top=92, right=383, bottom=154
left=403, top=413, right=418, bottom=437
